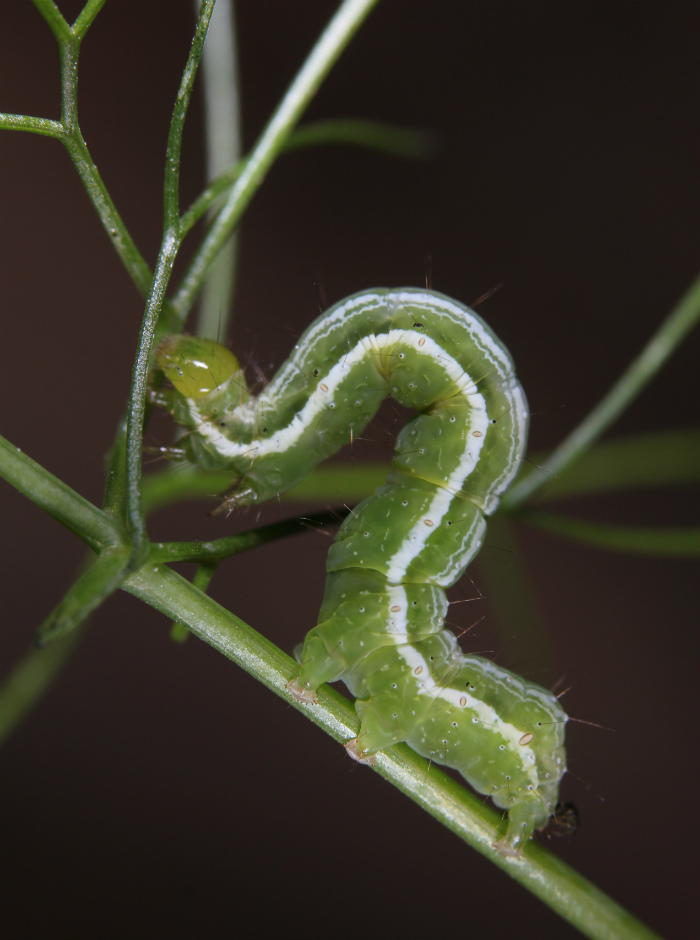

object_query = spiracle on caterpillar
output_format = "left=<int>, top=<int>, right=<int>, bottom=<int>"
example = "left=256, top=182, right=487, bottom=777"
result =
left=153, top=288, right=568, bottom=856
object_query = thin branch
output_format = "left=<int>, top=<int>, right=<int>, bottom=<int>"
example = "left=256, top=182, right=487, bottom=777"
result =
left=0, top=434, right=123, bottom=552
left=196, top=0, right=242, bottom=340
left=30, top=0, right=70, bottom=42
left=124, top=0, right=215, bottom=564
left=504, top=272, right=700, bottom=509
left=124, top=560, right=662, bottom=940
left=151, top=508, right=346, bottom=565
left=0, top=627, right=86, bottom=747
left=172, top=0, right=380, bottom=322
left=0, top=113, right=65, bottom=138
left=179, top=118, right=433, bottom=236
left=70, top=0, right=107, bottom=40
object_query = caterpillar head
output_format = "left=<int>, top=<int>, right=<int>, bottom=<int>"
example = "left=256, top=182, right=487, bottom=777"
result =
left=156, top=335, right=240, bottom=400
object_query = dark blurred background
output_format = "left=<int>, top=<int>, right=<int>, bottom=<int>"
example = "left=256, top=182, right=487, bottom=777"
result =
left=1, top=2, right=698, bottom=938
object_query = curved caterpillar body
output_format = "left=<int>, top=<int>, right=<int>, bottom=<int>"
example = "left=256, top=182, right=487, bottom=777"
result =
left=156, top=288, right=567, bottom=854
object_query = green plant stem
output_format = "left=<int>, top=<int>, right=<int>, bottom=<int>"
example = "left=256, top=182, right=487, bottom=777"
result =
left=196, top=0, right=242, bottom=340
left=528, top=429, right=700, bottom=501
left=172, top=0, right=380, bottom=321
left=0, top=626, right=86, bottom=746
left=151, top=508, right=345, bottom=565
left=124, top=0, right=215, bottom=565
left=0, top=114, right=65, bottom=137
left=34, top=548, right=131, bottom=646
left=170, top=562, right=217, bottom=642
left=504, top=273, right=700, bottom=509
left=25, top=0, right=168, bottom=312
left=179, top=118, right=432, bottom=237
left=0, top=435, right=122, bottom=551
left=521, top=511, right=700, bottom=557
left=0, top=438, right=664, bottom=936
left=285, top=117, right=436, bottom=157
left=30, top=0, right=71, bottom=41
left=123, top=560, right=660, bottom=940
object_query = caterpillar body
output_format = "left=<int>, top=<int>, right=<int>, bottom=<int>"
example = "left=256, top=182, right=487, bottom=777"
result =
left=155, top=288, right=567, bottom=855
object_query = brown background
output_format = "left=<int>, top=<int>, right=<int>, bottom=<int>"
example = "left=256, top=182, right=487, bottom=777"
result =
left=1, top=2, right=698, bottom=938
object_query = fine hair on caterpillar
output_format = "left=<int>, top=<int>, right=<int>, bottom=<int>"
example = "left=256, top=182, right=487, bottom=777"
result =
left=154, top=288, right=568, bottom=856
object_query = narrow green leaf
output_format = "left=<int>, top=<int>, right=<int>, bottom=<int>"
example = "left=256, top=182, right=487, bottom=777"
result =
left=529, top=429, right=700, bottom=501
left=505, top=272, right=700, bottom=509
left=34, top=548, right=131, bottom=647
left=475, top=517, right=559, bottom=679
left=285, top=118, right=437, bottom=159
left=172, top=0, right=381, bottom=321
left=141, top=467, right=234, bottom=513
left=180, top=118, right=434, bottom=238
left=0, top=627, right=85, bottom=746
left=284, top=463, right=388, bottom=502
left=520, top=510, right=700, bottom=557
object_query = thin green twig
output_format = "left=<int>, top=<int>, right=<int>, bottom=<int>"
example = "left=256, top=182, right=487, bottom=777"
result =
left=504, top=273, right=700, bottom=509
left=151, top=508, right=346, bottom=565
left=0, top=431, right=667, bottom=937
left=124, top=560, right=661, bottom=940
left=179, top=118, right=432, bottom=237
left=196, top=0, right=242, bottom=340
left=0, top=434, right=122, bottom=552
left=0, top=114, right=65, bottom=137
left=172, top=0, right=380, bottom=322
left=520, top=511, right=700, bottom=557
left=124, top=0, right=215, bottom=565
left=0, top=626, right=86, bottom=746
left=26, top=0, right=159, bottom=305
left=30, top=0, right=71, bottom=42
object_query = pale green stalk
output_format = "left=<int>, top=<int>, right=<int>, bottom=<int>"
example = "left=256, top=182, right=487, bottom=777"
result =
left=172, top=0, right=380, bottom=320
left=196, top=0, right=242, bottom=340
left=504, top=273, right=700, bottom=509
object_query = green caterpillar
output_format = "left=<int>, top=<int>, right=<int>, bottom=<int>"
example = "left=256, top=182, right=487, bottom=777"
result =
left=155, top=288, right=567, bottom=855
